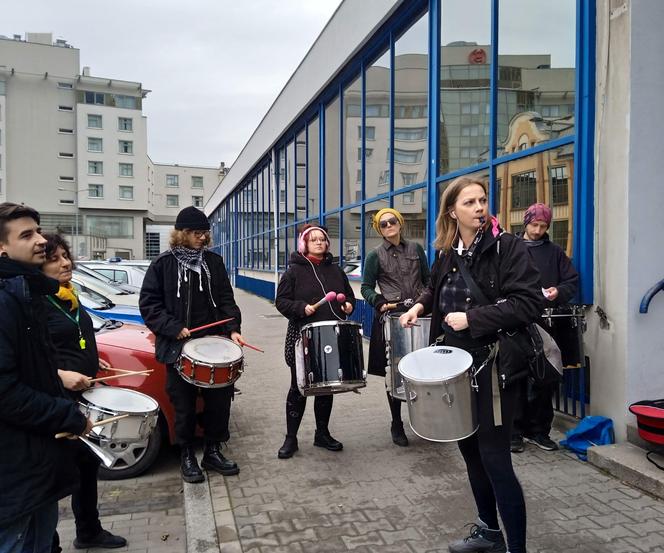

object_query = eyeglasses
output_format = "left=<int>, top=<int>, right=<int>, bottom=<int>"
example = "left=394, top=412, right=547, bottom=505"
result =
left=379, top=217, right=399, bottom=229
left=308, top=237, right=327, bottom=243
left=190, top=230, right=210, bottom=238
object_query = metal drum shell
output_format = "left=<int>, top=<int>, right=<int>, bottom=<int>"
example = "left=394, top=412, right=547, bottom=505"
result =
left=398, top=346, right=477, bottom=443
left=384, top=315, right=432, bottom=401
left=177, top=336, right=244, bottom=388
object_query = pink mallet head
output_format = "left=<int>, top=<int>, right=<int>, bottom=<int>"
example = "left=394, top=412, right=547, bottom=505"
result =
left=325, top=291, right=337, bottom=302
left=336, top=293, right=346, bottom=304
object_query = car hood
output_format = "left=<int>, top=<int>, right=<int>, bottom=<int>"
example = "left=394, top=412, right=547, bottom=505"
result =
left=95, top=323, right=156, bottom=355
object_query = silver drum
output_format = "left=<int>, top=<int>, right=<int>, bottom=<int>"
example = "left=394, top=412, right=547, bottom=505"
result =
left=398, top=346, right=477, bottom=442
left=384, top=314, right=431, bottom=401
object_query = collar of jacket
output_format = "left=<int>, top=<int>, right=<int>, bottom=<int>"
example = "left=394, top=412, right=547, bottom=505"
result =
left=516, top=231, right=550, bottom=244
left=381, top=237, right=404, bottom=251
left=289, top=251, right=333, bottom=266
left=0, top=257, right=59, bottom=301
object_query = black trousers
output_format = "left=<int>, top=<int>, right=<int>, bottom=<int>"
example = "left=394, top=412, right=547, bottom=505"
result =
left=453, top=344, right=527, bottom=553
left=284, top=363, right=333, bottom=437
left=513, top=378, right=555, bottom=438
left=166, top=364, right=233, bottom=445
left=52, top=442, right=103, bottom=551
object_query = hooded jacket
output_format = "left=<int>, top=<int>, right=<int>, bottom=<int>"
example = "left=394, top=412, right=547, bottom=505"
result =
left=0, top=258, right=87, bottom=526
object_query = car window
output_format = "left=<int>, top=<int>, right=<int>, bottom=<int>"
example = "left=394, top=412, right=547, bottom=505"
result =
left=114, top=270, right=129, bottom=284
left=73, top=271, right=129, bottom=296
left=71, top=280, right=111, bottom=309
left=95, top=268, right=115, bottom=280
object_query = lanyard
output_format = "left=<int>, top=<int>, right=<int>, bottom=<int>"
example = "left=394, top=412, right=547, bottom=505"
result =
left=47, top=296, right=86, bottom=350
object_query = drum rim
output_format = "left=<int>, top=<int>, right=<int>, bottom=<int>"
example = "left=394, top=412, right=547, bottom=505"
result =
left=301, top=320, right=362, bottom=330
left=82, top=386, right=159, bottom=413
left=386, top=314, right=432, bottom=321
left=398, top=346, right=473, bottom=382
left=182, top=335, right=243, bottom=359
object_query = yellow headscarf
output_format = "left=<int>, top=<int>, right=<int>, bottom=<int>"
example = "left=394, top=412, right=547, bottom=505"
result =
left=55, top=282, right=79, bottom=311
left=371, top=208, right=405, bottom=234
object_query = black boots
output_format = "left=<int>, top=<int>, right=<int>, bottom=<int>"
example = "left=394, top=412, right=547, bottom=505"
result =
left=313, top=430, right=343, bottom=451
left=201, top=441, right=240, bottom=476
left=391, top=421, right=409, bottom=447
left=277, top=435, right=299, bottom=459
left=180, top=446, right=204, bottom=483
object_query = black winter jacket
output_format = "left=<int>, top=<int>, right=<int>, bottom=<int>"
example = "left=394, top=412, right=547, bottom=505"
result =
left=518, top=233, right=579, bottom=306
left=417, top=231, right=543, bottom=346
left=275, top=252, right=356, bottom=324
left=139, top=250, right=242, bottom=361
left=0, top=259, right=87, bottom=526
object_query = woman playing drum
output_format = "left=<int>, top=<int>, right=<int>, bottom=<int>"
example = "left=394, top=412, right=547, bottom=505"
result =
left=361, top=208, right=430, bottom=447
left=400, top=177, right=541, bottom=553
left=41, top=233, right=127, bottom=551
left=275, top=224, right=355, bottom=459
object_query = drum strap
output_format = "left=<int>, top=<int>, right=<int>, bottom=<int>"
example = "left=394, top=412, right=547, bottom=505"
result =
left=470, top=343, right=502, bottom=426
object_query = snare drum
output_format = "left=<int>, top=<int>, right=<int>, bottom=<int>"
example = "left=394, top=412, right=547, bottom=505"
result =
left=80, top=387, right=159, bottom=442
left=384, top=314, right=431, bottom=401
left=398, top=346, right=477, bottom=442
left=296, top=320, right=365, bottom=396
left=177, top=336, right=243, bottom=388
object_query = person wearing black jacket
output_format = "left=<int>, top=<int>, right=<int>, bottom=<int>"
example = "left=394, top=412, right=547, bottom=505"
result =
left=275, top=224, right=355, bottom=459
left=140, top=206, right=244, bottom=484
left=400, top=178, right=541, bottom=553
left=41, top=233, right=127, bottom=551
left=0, top=203, right=91, bottom=553
left=511, top=203, right=579, bottom=454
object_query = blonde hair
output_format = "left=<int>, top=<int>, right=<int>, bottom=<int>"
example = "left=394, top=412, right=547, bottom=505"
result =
left=169, top=229, right=212, bottom=248
left=433, top=176, right=491, bottom=253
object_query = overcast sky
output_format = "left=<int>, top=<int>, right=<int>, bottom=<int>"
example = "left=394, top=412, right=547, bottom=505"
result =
left=2, top=0, right=342, bottom=168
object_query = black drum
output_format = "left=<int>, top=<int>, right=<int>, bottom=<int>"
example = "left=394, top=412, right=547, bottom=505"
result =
left=296, top=320, right=366, bottom=396
left=541, top=305, right=585, bottom=368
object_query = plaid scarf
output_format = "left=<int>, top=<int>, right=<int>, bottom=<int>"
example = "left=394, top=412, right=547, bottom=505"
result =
left=170, top=246, right=216, bottom=307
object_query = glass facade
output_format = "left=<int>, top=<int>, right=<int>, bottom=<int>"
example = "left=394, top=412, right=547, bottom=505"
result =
left=210, top=0, right=591, bottom=300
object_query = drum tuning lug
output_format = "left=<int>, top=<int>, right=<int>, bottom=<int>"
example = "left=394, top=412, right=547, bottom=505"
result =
left=338, top=368, right=344, bottom=381
left=308, top=372, right=314, bottom=384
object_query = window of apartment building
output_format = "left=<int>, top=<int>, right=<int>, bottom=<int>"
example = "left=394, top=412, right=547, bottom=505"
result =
left=118, top=140, right=133, bottom=154
left=401, top=172, right=418, bottom=186
left=394, top=127, right=427, bottom=141
left=84, top=92, right=105, bottom=105
left=58, top=105, right=73, bottom=112
left=166, top=194, right=179, bottom=207
left=59, top=199, right=75, bottom=205
left=58, top=176, right=75, bottom=182
left=166, top=174, right=179, bottom=187
left=394, top=148, right=423, bottom=164
left=357, top=148, right=373, bottom=161
left=57, top=82, right=73, bottom=89
left=378, top=170, right=390, bottom=186
left=550, top=166, right=569, bottom=205
left=88, top=184, right=103, bottom=198
left=192, top=196, right=204, bottom=208
left=358, top=126, right=376, bottom=140
left=87, top=114, right=102, bottom=129
left=511, top=171, right=537, bottom=209
left=118, top=117, right=133, bottom=132
left=86, top=215, right=134, bottom=238
left=115, top=95, right=137, bottom=109
left=402, top=191, right=416, bottom=205
left=119, top=185, right=134, bottom=200
left=550, top=219, right=569, bottom=251
left=88, top=161, right=103, bottom=175
left=191, top=176, right=203, bottom=188
left=87, top=137, right=103, bottom=153
left=58, top=152, right=75, bottom=159
left=145, top=233, right=160, bottom=259
left=58, top=128, right=74, bottom=134
left=356, top=169, right=362, bottom=184
left=119, top=163, right=133, bottom=177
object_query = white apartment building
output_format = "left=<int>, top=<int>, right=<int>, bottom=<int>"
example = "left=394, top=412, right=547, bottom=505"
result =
left=0, top=32, right=223, bottom=259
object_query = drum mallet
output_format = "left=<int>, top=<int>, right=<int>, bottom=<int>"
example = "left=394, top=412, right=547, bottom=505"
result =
left=189, top=317, right=235, bottom=334
left=336, top=293, right=346, bottom=304
left=311, top=291, right=337, bottom=311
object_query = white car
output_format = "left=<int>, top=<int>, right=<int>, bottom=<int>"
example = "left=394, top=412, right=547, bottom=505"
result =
left=72, top=270, right=139, bottom=307
left=81, top=262, right=147, bottom=288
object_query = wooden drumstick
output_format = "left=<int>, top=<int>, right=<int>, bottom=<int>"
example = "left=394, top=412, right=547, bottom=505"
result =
left=238, top=340, right=264, bottom=353
left=189, top=317, right=235, bottom=334
left=101, top=367, right=135, bottom=374
left=88, top=370, right=153, bottom=384
left=55, top=413, right=131, bottom=439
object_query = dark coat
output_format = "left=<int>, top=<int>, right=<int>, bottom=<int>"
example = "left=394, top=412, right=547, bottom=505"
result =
left=139, top=250, right=242, bottom=363
left=417, top=231, right=543, bottom=347
left=0, top=259, right=88, bottom=526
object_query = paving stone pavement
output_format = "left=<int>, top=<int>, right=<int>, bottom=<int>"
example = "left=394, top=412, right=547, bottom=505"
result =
left=216, top=290, right=664, bottom=553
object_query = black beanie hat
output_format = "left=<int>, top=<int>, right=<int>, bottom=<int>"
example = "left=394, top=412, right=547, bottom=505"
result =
left=174, top=206, right=210, bottom=231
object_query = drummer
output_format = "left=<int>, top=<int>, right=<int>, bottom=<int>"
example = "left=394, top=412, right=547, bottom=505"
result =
left=361, top=208, right=430, bottom=447
left=41, top=233, right=127, bottom=551
left=274, top=224, right=355, bottom=459
left=511, top=203, right=579, bottom=454
left=400, top=177, right=541, bottom=553
left=140, top=206, right=245, bottom=484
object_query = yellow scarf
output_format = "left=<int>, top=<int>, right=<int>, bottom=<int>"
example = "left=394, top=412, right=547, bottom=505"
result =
left=55, top=282, right=79, bottom=311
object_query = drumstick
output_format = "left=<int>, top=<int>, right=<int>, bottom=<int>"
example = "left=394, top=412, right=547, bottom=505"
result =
left=88, top=370, right=153, bottom=383
left=311, top=291, right=337, bottom=312
left=189, top=317, right=235, bottom=334
left=239, top=340, right=264, bottom=353
left=55, top=413, right=131, bottom=439
left=101, top=367, right=135, bottom=374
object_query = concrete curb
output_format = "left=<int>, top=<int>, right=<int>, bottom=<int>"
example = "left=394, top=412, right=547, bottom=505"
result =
left=183, top=476, right=220, bottom=553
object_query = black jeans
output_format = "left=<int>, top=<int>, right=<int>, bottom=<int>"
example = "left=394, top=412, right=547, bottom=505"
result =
left=454, top=344, right=527, bottom=553
left=285, top=363, right=333, bottom=437
left=166, top=364, right=233, bottom=445
left=513, top=379, right=555, bottom=438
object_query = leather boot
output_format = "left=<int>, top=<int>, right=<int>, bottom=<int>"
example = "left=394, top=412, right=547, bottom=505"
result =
left=313, top=430, right=343, bottom=451
left=201, top=441, right=240, bottom=476
left=391, top=421, right=409, bottom=447
left=180, top=446, right=204, bottom=483
left=278, top=435, right=299, bottom=459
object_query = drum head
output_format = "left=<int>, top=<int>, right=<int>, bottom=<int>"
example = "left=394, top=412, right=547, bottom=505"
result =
left=82, top=387, right=158, bottom=413
left=398, top=346, right=473, bottom=382
left=182, top=336, right=242, bottom=364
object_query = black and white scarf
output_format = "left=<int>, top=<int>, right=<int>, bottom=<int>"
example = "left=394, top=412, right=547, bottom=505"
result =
left=170, top=246, right=216, bottom=307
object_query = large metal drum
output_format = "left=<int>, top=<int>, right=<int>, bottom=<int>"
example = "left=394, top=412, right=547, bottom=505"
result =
left=384, top=314, right=431, bottom=401
left=398, top=346, right=477, bottom=442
